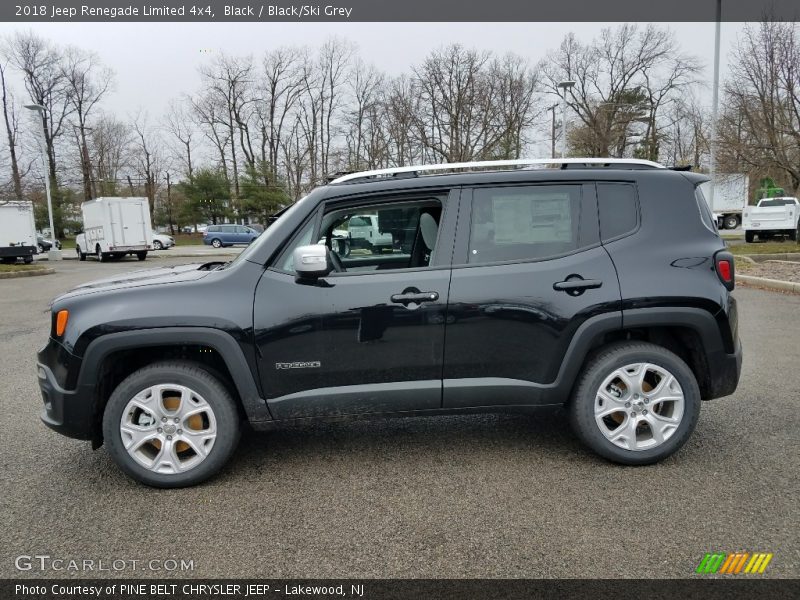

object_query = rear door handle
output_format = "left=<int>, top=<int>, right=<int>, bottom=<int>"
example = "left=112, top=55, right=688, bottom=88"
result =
left=391, top=289, right=439, bottom=305
left=553, top=277, right=602, bottom=296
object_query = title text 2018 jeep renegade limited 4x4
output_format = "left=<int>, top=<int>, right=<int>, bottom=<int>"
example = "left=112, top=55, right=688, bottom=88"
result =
left=37, top=159, right=742, bottom=487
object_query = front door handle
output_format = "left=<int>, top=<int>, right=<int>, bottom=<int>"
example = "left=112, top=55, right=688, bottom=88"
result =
left=391, top=288, right=439, bottom=305
left=553, top=276, right=602, bottom=296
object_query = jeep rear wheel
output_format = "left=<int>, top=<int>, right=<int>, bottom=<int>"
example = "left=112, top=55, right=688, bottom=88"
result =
left=102, top=361, right=241, bottom=487
left=569, top=342, right=700, bottom=465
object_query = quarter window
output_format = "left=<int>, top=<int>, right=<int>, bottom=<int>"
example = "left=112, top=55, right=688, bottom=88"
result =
left=597, top=183, right=639, bottom=241
left=468, top=185, right=584, bottom=263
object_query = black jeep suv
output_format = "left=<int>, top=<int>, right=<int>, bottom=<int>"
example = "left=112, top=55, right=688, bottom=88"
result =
left=37, top=159, right=742, bottom=487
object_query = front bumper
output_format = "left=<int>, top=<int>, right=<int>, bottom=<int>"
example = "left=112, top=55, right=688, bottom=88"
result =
left=37, top=339, right=94, bottom=440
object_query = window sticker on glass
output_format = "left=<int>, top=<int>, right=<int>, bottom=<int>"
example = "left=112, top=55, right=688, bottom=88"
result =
left=491, top=193, right=572, bottom=244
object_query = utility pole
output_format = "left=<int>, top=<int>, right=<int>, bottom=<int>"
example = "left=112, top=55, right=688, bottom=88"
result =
left=164, top=172, right=174, bottom=235
left=547, top=104, right=559, bottom=159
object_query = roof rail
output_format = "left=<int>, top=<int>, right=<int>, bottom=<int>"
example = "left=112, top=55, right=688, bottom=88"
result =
left=330, top=158, right=666, bottom=184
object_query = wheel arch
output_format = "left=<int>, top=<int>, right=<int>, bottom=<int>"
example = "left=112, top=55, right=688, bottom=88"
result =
left=78, top=328, right=271, bottom=447
left=566, top=307, right=728, bottom=401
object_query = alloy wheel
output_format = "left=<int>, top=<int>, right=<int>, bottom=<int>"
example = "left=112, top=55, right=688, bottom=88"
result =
left=119, top=384, right=217, bottom=474
left=594, top=362, right=685, bottom=451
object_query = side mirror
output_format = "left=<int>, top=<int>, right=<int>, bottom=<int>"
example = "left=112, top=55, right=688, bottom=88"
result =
left=293, top=244, right=332, bottom=280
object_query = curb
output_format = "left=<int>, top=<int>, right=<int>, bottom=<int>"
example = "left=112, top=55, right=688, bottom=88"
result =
left=739, top=252, right=800, bottom=262
left=0, top=267, right=55, bottom=280
left=737, top=274, right=800, bottom=294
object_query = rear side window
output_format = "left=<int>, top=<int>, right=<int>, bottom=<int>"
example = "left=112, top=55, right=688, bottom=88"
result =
left=694, top=185, right=718, bottom=233
left=208, top=226, right=219, bottom=232
left=468, top=184, right=586, bottom=264
left=597, top=183, right=639, bottom=242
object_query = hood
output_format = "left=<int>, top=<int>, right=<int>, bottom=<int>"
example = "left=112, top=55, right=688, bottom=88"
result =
left=59, top=262, right=219, bottom=300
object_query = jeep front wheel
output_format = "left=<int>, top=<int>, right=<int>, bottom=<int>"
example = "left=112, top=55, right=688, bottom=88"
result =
left=102, top=361, right=241, bottom=487
left=569, top=342, right=700, bottom=465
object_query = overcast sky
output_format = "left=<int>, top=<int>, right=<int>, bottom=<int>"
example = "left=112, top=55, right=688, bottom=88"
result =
left=0, top=21, right=747, bottom=119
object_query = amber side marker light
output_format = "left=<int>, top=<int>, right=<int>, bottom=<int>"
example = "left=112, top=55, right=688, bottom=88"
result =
left=55, top=310, right=69, bottom=336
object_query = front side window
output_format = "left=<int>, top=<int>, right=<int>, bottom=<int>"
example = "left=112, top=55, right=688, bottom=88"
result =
left=468, top=185, right=583, bottom=264
left=319, top=198, right=443, bottom=273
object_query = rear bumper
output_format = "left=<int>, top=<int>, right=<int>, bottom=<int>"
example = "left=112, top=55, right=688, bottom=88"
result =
left=705, top=337, right=743, bottom=400
left=0, top=245, right=35, bottom=258
left=37, top=340, right=94, bottom=440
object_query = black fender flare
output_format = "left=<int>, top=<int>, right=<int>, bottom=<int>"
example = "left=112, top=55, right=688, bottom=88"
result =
left=77, top=327, right=271, bottom=423
left=550, top=306, right=725, bottom=399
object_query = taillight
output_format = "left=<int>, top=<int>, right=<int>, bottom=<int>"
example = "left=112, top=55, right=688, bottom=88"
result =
left=714, top=251, right=735, bottom=291
left=718, top=260, right=731, bottom=281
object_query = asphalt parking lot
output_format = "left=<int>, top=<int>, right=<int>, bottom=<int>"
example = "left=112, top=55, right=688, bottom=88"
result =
left=1, top=257, right=798, bottom=579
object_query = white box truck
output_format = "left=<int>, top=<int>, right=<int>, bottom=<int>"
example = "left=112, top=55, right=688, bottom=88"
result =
left=699, top=174, right=749, bottom=230
left=0, top=201, right=37, bottom=264
left=75, top=197, right=153, bottom=262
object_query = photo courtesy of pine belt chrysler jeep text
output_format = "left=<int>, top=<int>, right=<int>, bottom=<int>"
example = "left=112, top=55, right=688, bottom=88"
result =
left=36, top=158, right=742, bottom=487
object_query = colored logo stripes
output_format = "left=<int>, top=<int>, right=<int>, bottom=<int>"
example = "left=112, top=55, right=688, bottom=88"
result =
left=696, top=552, right=773, bottom=574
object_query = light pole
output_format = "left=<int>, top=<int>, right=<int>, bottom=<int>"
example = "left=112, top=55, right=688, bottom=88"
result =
left=709, top=0, right=722, bottom=210
left=24, top=103, right=61, bottom=260
left=546, top=104, right=559, bottom=159
left=557, top=80, right=576, bottom=158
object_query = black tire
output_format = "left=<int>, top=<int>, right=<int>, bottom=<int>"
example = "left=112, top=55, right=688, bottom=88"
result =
left=102, top=360, right=241, bottom=488
left=211, top=238, right=222, bottom=249
left=723, top=214, right=739, bottom=230
left=744, top=231, right=754, bottom=243
left=23, top=255, right=33, bottom=264
left=37, top=243, right=45, bottom=253
left=76, top=246, right=86, bottom=261
left=153, top=240, right=163, bottom=250
left=136, top=251, right=147, bottom=261
left=568, top=341, right=701, bottom=466
left=96, top=245, right=107, bottom=262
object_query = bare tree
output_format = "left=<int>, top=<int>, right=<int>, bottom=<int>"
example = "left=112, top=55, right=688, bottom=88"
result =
left=164, top=98, right=196, bottom=180
left=258, top=47, right=304, bottom=181
left=191, top=90, right=232, bottom=184
left=5, top=32, right=73, bottom=208
left=0, top=61, right=25, bottom=200
left=411, top=44, right=539, bottom=162
left=62, top=46, right=114, bottom=200
left=345, top=58, right=385, bottom=169
left=720, top=21, right=800, bottom=193
left=384, top=75, right=421, bottom=166
left=131, top=111, right=164, bottom=216
left=198, top=54, right=254, bottom=202
left=542, top=25, right=701, bottom=159
left=89, top=114, right=132, bottom=196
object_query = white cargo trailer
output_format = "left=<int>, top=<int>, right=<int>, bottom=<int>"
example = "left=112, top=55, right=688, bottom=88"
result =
left=699, top=174, right=749, bottom=230
left=0, top=201, right=37, bottom=263
left=75, top=197, right=153, bottom=262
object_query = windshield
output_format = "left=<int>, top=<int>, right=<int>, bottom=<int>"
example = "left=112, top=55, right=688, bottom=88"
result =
left=759, top=198, right=797, bottom=207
